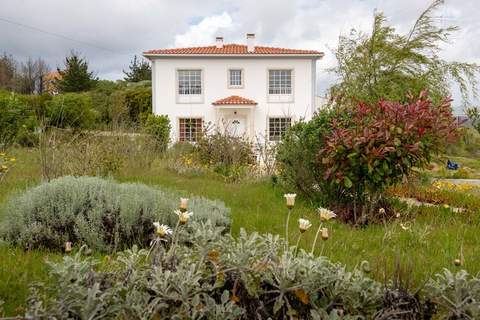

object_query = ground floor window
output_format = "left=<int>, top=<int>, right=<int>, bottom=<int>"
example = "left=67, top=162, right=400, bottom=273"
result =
left=268, top=117, right=291, bottom=141
left=179, top=118, right=203, bottom=142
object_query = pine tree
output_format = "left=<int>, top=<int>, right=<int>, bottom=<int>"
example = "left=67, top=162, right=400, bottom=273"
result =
left=56, top=51, right=98, bottom=92
left=123, top=55, right=151, bottom=82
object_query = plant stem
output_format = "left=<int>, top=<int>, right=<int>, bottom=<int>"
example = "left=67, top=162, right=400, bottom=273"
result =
left=294, top=233, right=303, bottom=256
left=285, top=207, right=292, bottom=250
left=311, top=223, right=323, bottom=255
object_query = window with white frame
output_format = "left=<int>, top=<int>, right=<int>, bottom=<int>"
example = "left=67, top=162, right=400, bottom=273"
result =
left=178, top=70, right=202, bottom=95
left=229, top=69, right=242, bottom=87
left=268, top=117, right=291, bottom=141
left=179, top=118, right=202, bottom=142
left=268, top=70, right=292, bottom=95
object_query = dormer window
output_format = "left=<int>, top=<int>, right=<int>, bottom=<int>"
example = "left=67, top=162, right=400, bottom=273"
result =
left=228, top=69, right=243, bottom=88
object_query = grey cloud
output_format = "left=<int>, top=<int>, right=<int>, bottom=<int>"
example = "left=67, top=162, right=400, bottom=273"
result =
left=1, top=0, right=478, bottom=112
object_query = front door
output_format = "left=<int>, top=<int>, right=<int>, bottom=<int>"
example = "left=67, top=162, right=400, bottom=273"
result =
left=227, top=117, right=246, bottom=137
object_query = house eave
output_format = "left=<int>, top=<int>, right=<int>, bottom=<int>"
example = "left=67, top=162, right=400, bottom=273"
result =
left=143, top=53, right=324, bottom=59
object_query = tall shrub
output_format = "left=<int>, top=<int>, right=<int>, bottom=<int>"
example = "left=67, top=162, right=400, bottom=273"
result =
left=0, top=91, right=37, bottom=149
left=143, top=114, right=171, bottom=152
left=124, top=86, right=152, bottom=123
left=46, top=93, right=97, bottom=129
left=0, top=176, right=230, bottom=252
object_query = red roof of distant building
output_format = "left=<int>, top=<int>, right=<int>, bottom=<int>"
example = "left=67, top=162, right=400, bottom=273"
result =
left=212, top=95, right=258, bottom=106
left=144, top=44, right=323, bottom=56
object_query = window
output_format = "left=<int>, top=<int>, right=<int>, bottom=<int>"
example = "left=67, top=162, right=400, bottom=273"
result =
left=229, top=69, right=242, bottom=87
left=268, top=70, right=292, bottom=95
left=178, top=70, right=202, bottom=95
left=269, top=117, right=291, bottom=141
left=179, top=118, right=202, bottom=142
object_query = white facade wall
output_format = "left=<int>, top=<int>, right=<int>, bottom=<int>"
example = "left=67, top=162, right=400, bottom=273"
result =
left=150, top=57, right=317, bottom=142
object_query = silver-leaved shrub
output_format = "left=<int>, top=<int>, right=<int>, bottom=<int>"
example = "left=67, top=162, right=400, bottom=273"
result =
left=26, top=223, right=384, bottom=319
left=0, top=176, right=230, bottom=252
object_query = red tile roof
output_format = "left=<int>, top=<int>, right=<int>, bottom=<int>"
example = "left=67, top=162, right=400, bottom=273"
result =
left=144, top=44, right=322, bottom=56
left=212, top=95, right=258, bottom=106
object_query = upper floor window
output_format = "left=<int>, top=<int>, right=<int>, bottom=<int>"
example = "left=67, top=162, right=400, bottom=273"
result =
left=179, top=118, right=203, bottom=142
left=269, top=117, right=291, bottom=141
left=178, top=70, right=202, bottom=95
left=229, top=69, right=243, bottom=87
left=268, top=70, right=292, bottom=95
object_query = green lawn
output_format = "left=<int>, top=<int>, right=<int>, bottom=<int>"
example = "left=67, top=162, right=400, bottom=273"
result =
left=1, top=148, right=480, bottom=316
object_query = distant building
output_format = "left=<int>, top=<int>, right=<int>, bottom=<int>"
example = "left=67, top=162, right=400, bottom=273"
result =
left=43, top=71, right=60, bottom=95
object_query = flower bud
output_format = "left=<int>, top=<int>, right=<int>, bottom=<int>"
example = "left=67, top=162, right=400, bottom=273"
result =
left=284, top=194, right=296, bottom=209
left=180, top=198, right=189, bottom=210
left=321, top=227, right=329, bottom=240
left=65, top=241, right=72, bottom=253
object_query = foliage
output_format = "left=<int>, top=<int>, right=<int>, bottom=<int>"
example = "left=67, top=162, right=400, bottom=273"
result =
left=56, top=51, right=98, bottom=93
left=465, top=106, right=480, bottom=134
left=88, top=80, right=128, bottom=125
left=143, top=114, right=171, bottom=152
left=329, top=0, right=479, bottom=105
left=45, top=92, right=97, bottom=129
left=0, top=153, right=15, bottom=183
left=388, top=180, right=480, bottom=212
left=195, top=127, right=255, bottom=182
left=0, top=176, right=230, bottom=252
left=276, top=107, right=340, bottom=202
left=124, top=86, right=152, bottom=123
left=445, top=127, right=480, bottom=158
left=278, top=94, right=457, bottom=222
left=0, top=91, right=38, bottom=149
left=319, top=93, right=457, bottom=220
left=123, top=55, right=151, bottom=82
left=26, top=224, right=387, bottom=319
left=425, top=269, right=480, bottom=319
left=0, top=54, right=49, bottom=94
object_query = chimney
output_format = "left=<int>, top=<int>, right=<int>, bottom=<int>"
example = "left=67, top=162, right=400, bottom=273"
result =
left=246, top=33, right=255, bottom=53
left=215, top=36, right=224, bottom=49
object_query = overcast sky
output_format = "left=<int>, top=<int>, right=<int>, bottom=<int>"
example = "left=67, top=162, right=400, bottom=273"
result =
left=1, top=0, right=478, bottom=114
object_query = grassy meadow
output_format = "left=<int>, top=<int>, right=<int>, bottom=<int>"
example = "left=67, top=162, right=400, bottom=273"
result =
left=1, top=146, right=480, bottom=315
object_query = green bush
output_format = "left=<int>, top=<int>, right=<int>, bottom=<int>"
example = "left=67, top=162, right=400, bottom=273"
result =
left=124, top=86, right=152, bottom=123
left=143, top=114, right=171, bottom=152
left=276, top=108, right=340, bottom=203
left=0, top=176, right=230, bottom=252
left=88, top=80, right=128, bottom=125
left=46, top=93, right=97, bottom=129
left=0, top=91, right=37, bottom=149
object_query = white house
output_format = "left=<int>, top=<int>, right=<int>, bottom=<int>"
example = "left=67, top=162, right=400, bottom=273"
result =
left=143, top=34, right=324, bottom=143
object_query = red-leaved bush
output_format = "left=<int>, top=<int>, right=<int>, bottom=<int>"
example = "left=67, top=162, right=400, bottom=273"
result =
left=319, top=92, right=457, bottom=219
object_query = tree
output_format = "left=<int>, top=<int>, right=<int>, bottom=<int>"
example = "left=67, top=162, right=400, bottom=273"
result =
left=329, top=0, right=479, bottom=104
left=16, top=57, right=49, bottom=94
left=465, top=106, right=480, bottom=133
left=123, top=55, right=151, bottom=82
left=56, top=51, right=98, bottom=92
left=0, top=53, right=17, bottom=91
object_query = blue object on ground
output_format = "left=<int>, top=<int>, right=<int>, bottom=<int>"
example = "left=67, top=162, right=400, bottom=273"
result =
left=447, top=159, right=459, bottom=170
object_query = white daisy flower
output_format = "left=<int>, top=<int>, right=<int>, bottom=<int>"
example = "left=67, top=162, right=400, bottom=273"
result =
left=175, top=209, right=194, bottom=224
left=153, top=222, right=172, bottom=237
left=298, top=218, right=312, bottom=233
left=317, top=207, right=337, bottom=222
